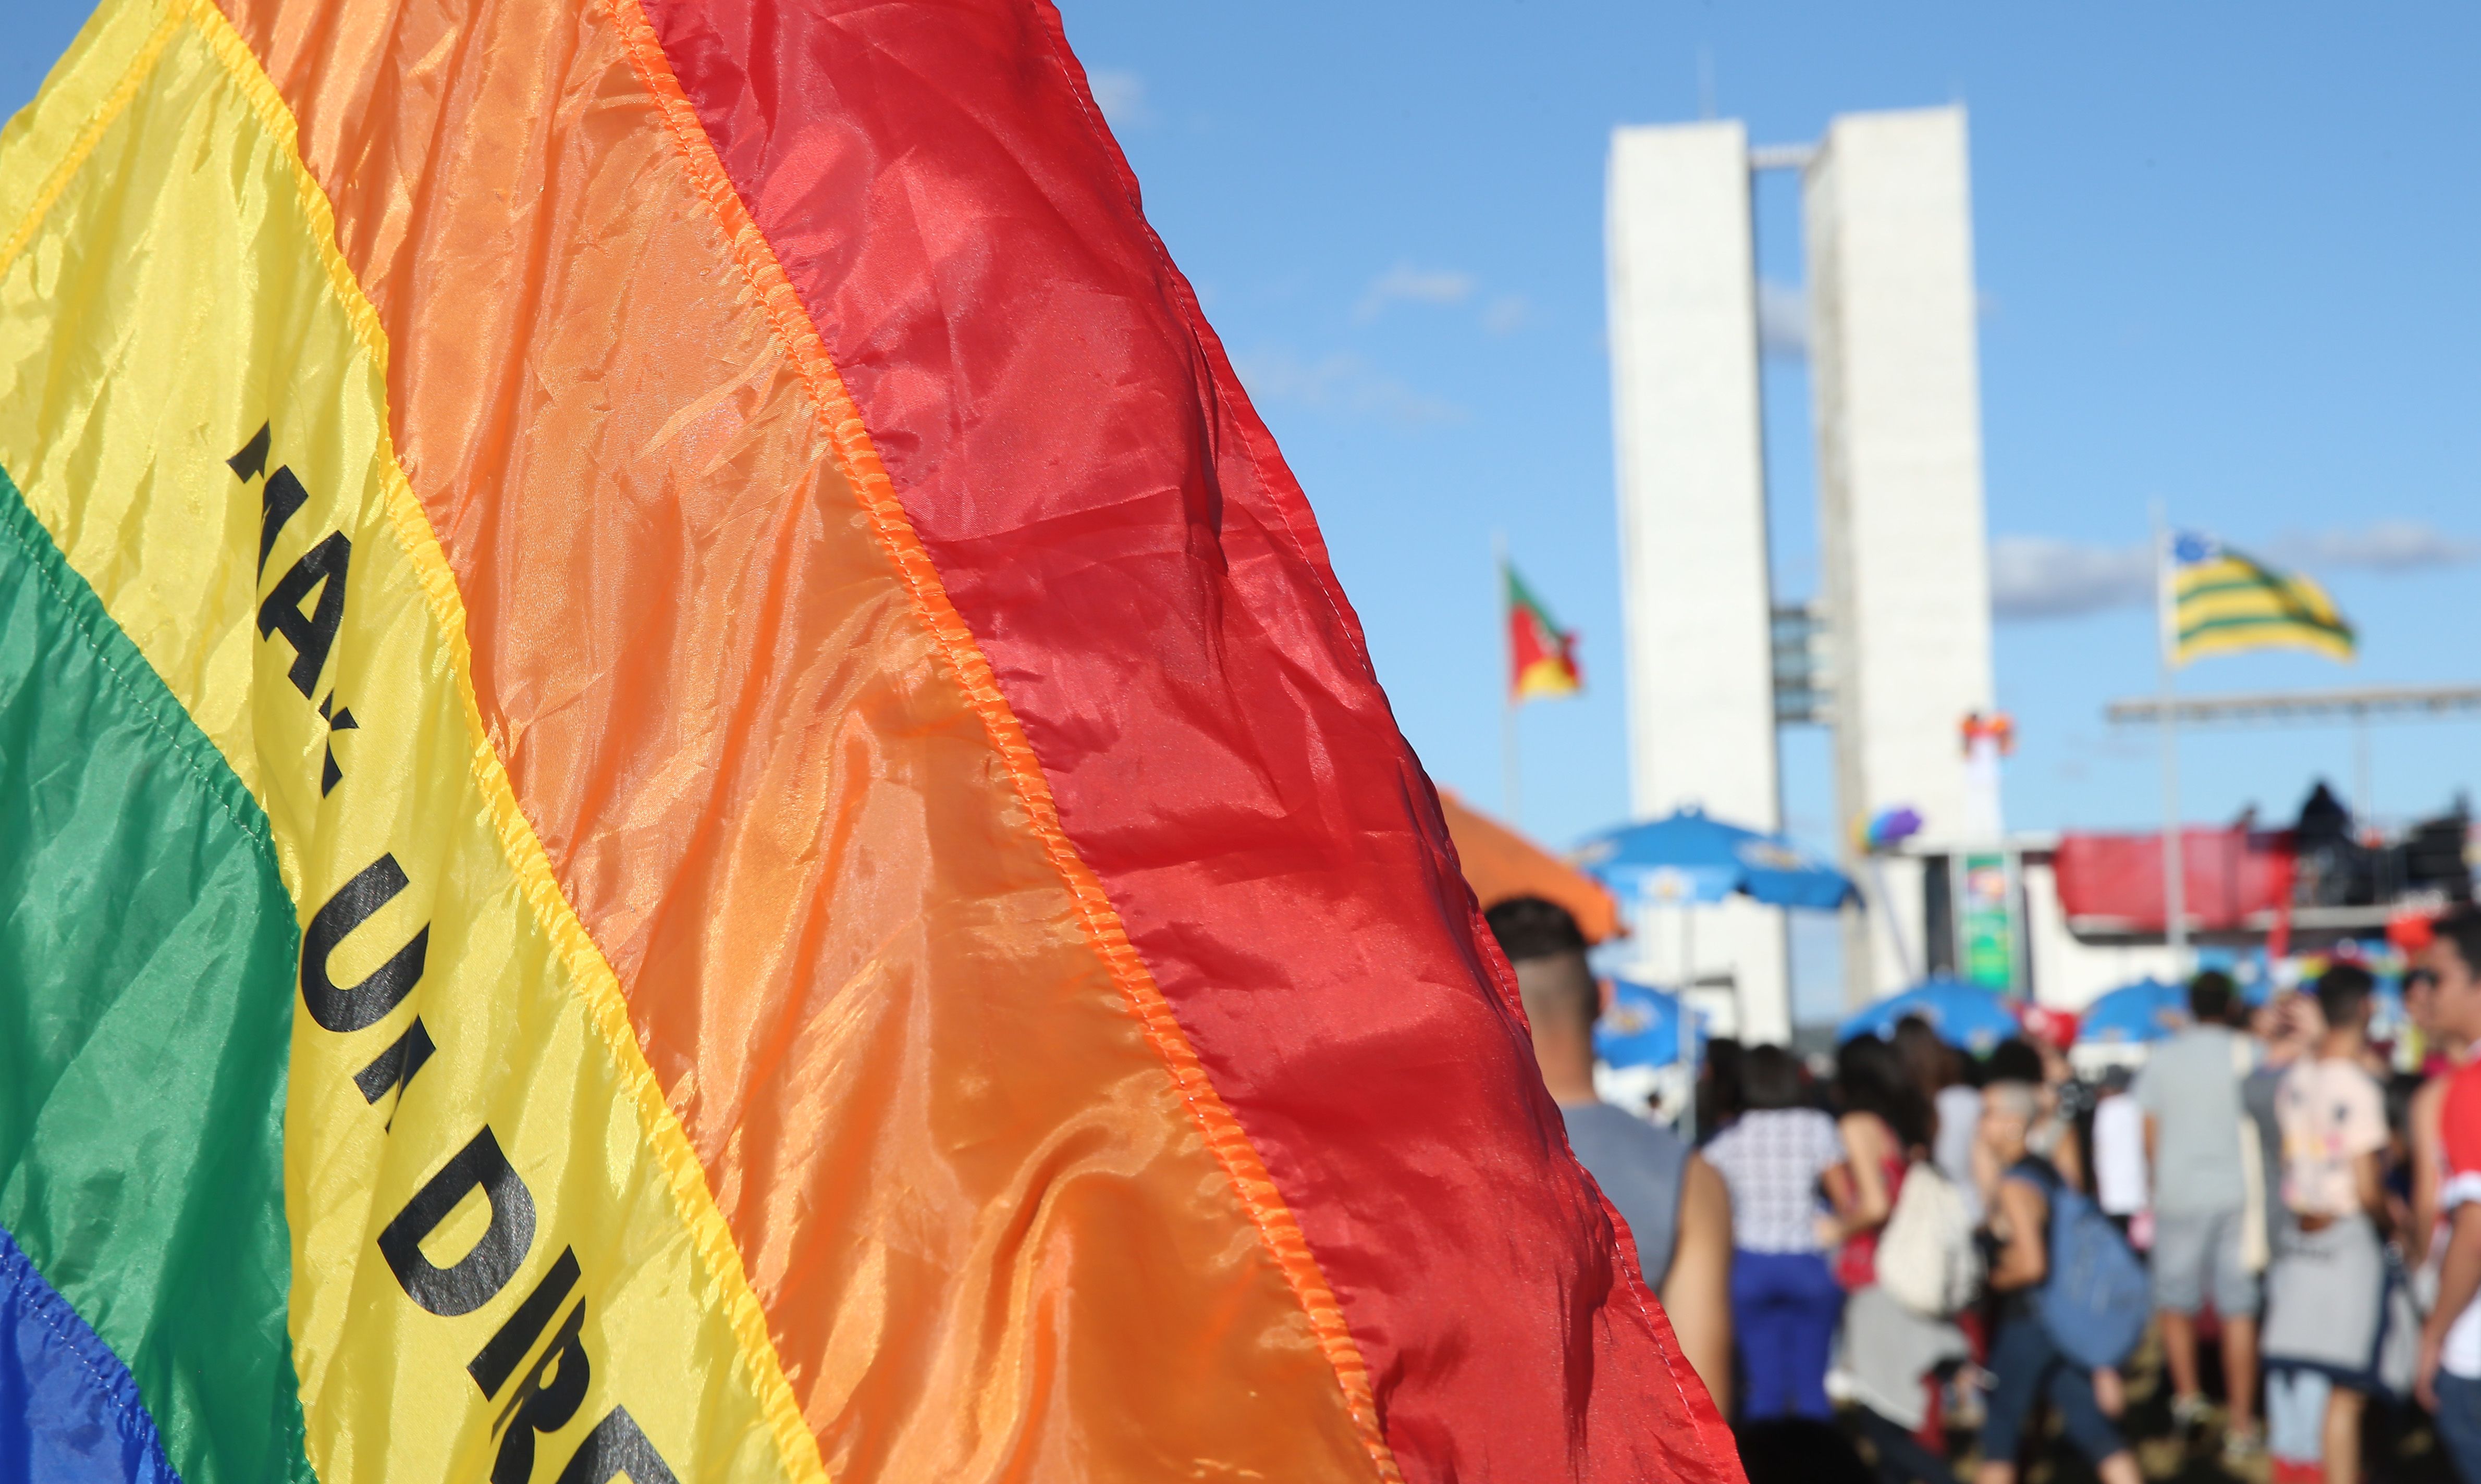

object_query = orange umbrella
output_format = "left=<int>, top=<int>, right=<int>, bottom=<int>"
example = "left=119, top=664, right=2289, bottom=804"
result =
left=1438, top=790, right=1624, bottom=943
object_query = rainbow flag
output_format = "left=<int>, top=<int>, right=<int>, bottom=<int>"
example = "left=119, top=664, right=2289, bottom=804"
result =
left=0, top=2, right=1734, bottom=1482
left=1507, top=564, right=1584, bottom=702
left=2167, top=530, right=2355, bottom=665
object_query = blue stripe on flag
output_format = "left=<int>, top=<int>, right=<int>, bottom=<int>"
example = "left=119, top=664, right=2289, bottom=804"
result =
left=1, top=1226, right=179, bottom=1484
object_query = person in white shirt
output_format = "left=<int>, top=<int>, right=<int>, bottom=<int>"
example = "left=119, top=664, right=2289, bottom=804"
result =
left=2091, top=1068, right=2150, bottom=1230
left=2261, top=966, right=2391, bottom=1484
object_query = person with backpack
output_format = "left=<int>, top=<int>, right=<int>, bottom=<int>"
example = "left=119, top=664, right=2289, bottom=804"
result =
left=1896, top=1015, right=1985, bottom=1227
left=1827, top=1036, right=1969, bottom=1484
left=1973, top=1079, right=2144, bottom=1484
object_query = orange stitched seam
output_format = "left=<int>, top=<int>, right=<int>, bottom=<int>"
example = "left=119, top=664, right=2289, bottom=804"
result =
left=598, top=2, right=1401, bottom=1477
left=1038, top=18, right=1736, bottom=1471
left=1040, top=22, right=1736, bottom=1473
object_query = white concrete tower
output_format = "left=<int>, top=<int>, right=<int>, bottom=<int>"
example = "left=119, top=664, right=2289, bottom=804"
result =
left=1606, top=120, right=1791, bottom=1045
left=1804, top=107, right=1997, bottom=1004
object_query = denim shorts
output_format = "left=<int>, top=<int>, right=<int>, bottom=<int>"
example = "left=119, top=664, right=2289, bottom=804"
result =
left=2434, top=1372, right=2481, bottom=1484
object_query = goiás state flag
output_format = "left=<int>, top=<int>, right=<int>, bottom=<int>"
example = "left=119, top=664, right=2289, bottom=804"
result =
left=2165, top=529, right=2356, bottom=666
left=0, top=3, right=1738, bottom=1483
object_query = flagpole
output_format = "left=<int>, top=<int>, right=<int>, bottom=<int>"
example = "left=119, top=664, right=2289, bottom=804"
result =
left=1497, top=531, right=1519, bottom=825
left=2154, top=502, right=2189, bottom=975
left=1679, top=904, right=1697, bottom=1143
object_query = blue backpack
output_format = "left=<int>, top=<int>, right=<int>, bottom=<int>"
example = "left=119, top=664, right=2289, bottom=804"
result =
left=2034, top=1174, right=2150, bottom=1368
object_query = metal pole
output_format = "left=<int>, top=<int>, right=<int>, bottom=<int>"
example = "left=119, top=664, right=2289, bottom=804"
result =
left=1497, top=532, right=1519, bottom=826
left=1682, top=904, right=1696, bottom=995
left=1866, top=857, right=1920, bottom=984
left=2354, top=710, right=2373, bottom=835
left=2155, top=504, right=2189, bottom=975
left=1679, top=905, right=1698, bottom=1142
left=1502, top=703, right=1520, bottom=828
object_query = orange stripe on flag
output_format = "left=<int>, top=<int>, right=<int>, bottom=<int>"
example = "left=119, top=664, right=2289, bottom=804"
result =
left=208, top=0, right=1387, bottom=1475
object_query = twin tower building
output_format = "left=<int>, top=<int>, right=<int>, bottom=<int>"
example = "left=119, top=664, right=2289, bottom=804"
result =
left=1607, top=107, right=1998, bottom=1042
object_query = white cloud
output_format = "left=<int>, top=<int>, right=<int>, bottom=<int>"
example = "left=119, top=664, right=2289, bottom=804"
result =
left=1758, top=278, right=1807, bottom=357
left=1482, top=294, right=1531, bottom=336
left=1231, top=348, right=1464, bottom=426
left=1987, top=519, right=2481, bottom=623
left=1087, top=69, right=1152, bottom=132
left=1354, top=262, right=1478, bottom=323
left=2266, top=520, right=2480, bottom=573
left=1989, top=535, right=2153, bottom=621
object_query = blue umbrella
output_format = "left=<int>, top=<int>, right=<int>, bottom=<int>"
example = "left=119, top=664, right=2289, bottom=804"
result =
left=1575, top=807, right=1858, bottom=910
left=2077, top=979, right=2191, bottom=1047
left=1596, top=979, right=1705, bottom=1069
left=1838, top=975, right=2023, bottom=1054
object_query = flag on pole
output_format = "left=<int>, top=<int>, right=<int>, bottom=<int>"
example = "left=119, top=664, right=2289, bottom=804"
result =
left=0, top=1, right=1735, bottom=1481
left=1508, top=565, right=1584, bottom=701
left=2165, top=530, right=2356, bottom=666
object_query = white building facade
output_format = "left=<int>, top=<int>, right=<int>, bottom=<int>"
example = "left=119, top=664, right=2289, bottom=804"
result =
left=1606, top=105, right=1998, bottom=1028
left=1605, top=120, right=1793, bottom=1045
left=1806, top=108, right=1998, bottom=1004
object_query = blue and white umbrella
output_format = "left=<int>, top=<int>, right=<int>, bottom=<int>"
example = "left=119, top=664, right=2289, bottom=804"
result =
left=1596, top=979, right=1705, bottom=1070
left=1575, top=807, right=1858, bottom=910
left=2077, top=979, right=2190, bottom=1047
left=1838, top=975, right=2024, bottom=1055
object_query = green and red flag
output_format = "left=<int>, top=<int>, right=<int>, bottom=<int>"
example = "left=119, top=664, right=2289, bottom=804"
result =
left=0, top=1, right=1729, bottom=1482
left=1508, top=565, right=1585, bottom=702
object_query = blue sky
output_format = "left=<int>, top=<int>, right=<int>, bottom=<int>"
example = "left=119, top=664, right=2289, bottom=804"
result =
left=8, top=2, right=2478, bottom=947
left=1030, top=0, right=2481, bottom=867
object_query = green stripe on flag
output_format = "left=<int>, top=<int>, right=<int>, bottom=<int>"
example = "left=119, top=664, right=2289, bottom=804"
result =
left=0, top=467, right=310, bottom=1484
left=2176, top=576, right=2328, bottom=607
left=2178, top=576, right=2287, bottom=601
left=2177, top=613, right=2353, bottom=641
left=1507, top=566, right=1563, bottom=630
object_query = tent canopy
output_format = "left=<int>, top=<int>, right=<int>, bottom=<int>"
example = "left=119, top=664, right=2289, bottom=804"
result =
left=1436, top=789, right=1624, bottom=943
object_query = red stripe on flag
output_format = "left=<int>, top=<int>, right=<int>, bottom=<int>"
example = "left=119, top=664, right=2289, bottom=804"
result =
left=634, top=2, right=1735, bottom=1477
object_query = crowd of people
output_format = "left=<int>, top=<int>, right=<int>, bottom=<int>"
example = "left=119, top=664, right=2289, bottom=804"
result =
left=1485, top=897, right=2481, bottom=1483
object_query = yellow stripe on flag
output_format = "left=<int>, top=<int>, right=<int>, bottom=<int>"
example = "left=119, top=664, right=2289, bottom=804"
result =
left=1515, top=657, right=1580, bottom=701
left=2178, top=622, right=2356, bottom=664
